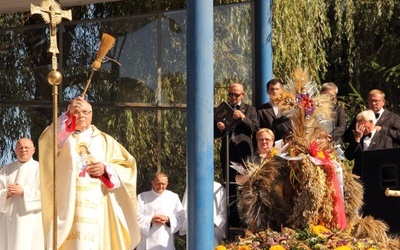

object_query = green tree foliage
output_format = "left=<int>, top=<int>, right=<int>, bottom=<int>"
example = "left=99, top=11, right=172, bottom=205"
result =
left=272, top=0, right=331, bottom=84
left=213, top=3, right=253, bottom=180
left=1, top=1, right=400, bottom=248
left=324, top=0, right=399, bottom=117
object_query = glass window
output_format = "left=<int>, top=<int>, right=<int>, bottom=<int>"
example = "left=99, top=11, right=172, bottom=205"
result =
left=0, top=3, right=252, bottom=178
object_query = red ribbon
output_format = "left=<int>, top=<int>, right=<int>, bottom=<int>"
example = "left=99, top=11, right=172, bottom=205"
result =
left=310, top=141, right=347, bottom=230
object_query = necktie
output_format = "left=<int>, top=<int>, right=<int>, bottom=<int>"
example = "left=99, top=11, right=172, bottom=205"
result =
left=375, top=113, right=379, bottom=119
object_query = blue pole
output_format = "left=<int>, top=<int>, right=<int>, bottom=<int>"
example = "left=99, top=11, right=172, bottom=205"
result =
left=254, top=0, right=273, bottom=107
left=186, top=0, right=214, bottom=249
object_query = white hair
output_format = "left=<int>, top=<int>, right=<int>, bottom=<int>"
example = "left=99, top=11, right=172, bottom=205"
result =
left=356, top=109, right=376, bottom=123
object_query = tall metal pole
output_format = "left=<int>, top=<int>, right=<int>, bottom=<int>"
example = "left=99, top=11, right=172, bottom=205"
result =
left=186, top=0, right=214, bottom=249
left=254, top=0, right=273, bottom=107
left=49, top=65, right=60, bottom=250
left=31, top=1, right=72, bottom=248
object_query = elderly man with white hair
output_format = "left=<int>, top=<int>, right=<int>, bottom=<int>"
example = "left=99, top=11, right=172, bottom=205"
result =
left=344, top=109, right=393, bottom=176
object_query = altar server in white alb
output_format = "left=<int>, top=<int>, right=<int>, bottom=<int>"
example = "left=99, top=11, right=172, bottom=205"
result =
left=0, top=138, right=44, bottom=250
left=137, top=172, right=185, bottom=250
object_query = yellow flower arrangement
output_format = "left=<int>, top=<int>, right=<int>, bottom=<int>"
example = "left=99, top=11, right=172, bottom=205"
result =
left=215, top=245, right=227, bottom=250
left=267, top=148, right=279, bottom=159
left=334, top=246, right=351, bottom=250
left=269, top=245, right=286, bottom=250
left=311, top=224, right=329, bottom=236
left=220, top=227, right=383, bottom=250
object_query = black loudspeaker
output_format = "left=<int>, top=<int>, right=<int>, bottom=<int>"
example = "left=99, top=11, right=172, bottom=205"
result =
left=361, top=148, right=400, bottom=233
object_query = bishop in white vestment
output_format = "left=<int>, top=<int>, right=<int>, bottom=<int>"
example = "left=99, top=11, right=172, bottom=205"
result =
left=39, top=97, right=140, bottom=250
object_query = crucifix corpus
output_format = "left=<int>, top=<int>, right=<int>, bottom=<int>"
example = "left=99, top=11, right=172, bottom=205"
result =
left=31, top=0, right=72, bottom=59
left=30, top=1, right=72, bottom=249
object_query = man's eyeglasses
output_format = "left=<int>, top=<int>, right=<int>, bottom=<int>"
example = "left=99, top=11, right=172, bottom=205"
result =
left=368, top=99, right=383, bottom=103
left=74, top=110, right=92, bottom=115
left=228, top=92, right=242, bottom=98
left=258, top=138, right=272, bottom=143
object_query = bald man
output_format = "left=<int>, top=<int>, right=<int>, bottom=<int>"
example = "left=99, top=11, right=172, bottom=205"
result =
left=39, top=96, right=140, bottom=250
left=214, top=83, right=258, bottom=227
left=0, top=138, right=44, bottom=250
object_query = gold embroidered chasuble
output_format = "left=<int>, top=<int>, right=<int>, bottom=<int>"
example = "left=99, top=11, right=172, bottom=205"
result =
left=39, top=124, right=140, bottom=249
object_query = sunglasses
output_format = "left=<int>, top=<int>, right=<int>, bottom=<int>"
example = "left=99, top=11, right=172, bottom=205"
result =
left=228, top=92, right=242, bottom=98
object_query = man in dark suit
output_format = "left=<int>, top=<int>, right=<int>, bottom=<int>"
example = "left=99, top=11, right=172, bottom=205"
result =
left=344, top=89, right=400, bottom=145
left=344, top=110, right=393, bottom=176
left=257, top=78, right=292, bottom=141
left=214, top=82, right=258, bottom=227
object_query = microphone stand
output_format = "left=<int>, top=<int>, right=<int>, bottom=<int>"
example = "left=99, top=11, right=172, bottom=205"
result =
left=224, top=133, right=230, bottom=239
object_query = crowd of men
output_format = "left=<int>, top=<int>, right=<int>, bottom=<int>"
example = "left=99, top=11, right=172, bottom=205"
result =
left=1, top=80, right=399, bottom=249
left=214, top=80, right=400, bottom=229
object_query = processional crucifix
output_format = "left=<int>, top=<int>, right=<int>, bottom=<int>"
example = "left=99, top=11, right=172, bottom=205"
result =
left=30, top=0, right=72, bottom=248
